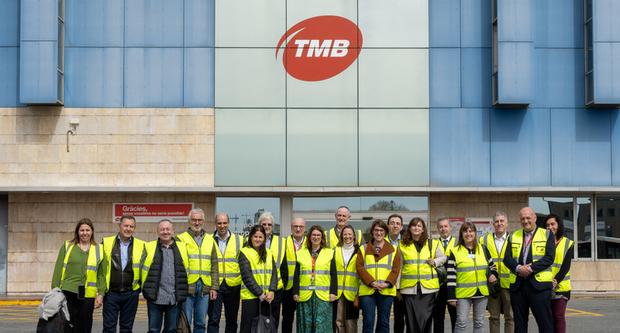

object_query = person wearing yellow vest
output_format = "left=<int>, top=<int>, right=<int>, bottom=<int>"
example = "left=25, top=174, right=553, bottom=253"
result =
left=293, top=225, right=337, bottom=333
left=100, top=215, right=146, bottom=333
left=238, top=225, right=278, bottom=333
left=399, top=217, right=446, bottom=333
left=447, top=222, right=497, bottom=333
left=281, top=217, right=307, bottom=333
left=207, top=213, right=243, bottom=333
left=51, top=218, right=105, bottom=333
left=503, top=207, right=555, bottom=333
left=334, top=225, right=361, bottom=333
left=545, top=214, right=573, bottom=333
left=142, top=219, right=189, bottom=333
left=176, top=208, right=219, bottom=333
left=479, top=211, right=514, bottom=333
left=432, top=217, right=457, bottom=333
left=356, top=219, right=401, bottom=333
left=258, top=211, right=287, bottom=331
left=387, top=214, right=406, bottom=333
left=326, top=206, right=363, bottom=248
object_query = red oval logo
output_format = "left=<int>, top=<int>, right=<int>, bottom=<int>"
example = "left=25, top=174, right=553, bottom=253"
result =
left=276, top=15, right=363, bottom=82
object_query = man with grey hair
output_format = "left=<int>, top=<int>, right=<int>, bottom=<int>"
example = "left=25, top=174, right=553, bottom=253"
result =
left=326, top=206, right=363, bottom=248
left=480, top=211, right=513, bottom=333
left=433, top=217, right=457, bottom=333
left=176, top=208, right=219, bottom=333
left=281, top=217, right=306, bottom=333
left=258, top=211, right=287, bottom=331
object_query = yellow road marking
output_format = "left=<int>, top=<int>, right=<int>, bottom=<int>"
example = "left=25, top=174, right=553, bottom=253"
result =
left=565, top=307, right=605, bottom=317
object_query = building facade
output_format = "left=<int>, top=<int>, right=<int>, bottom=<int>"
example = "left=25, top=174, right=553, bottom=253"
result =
left=0, top=0, right=619, bottom=294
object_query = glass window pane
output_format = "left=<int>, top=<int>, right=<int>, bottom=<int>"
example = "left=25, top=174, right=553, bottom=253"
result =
left=215, top=0, right=284, bottom=47
left=576, top=197, right=592, bottom=259
left=215, top=109, right=285, bottom=186
left=216, top=197, right=280, bottom=236
left=596, top=197, right=620, bottom=259
left=358, top=0, right=428, bottom=48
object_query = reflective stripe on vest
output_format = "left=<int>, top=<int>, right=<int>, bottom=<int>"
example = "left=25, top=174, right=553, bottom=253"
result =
left=326, top=227, right=363, bottom=249
left=358, top=246, right=396, bottom=297
left=399, top=239, right=440, bottom=290
left=297, top=248, right=334, bottom=302
left=481, top=233, right=510, bottom=289
left=61, top=241, right=103, bottom=298
left=509, top=228, right=553, bottom=284
left=141, top=240, right=189, bottom=286
left=452, top=244, right=489, bottom=299
left=102, top=236, right=145, bottom=291
left=239, top=247, right=274, bottom=300
left=552, top=237, right=573, bottom=293
left=177, top=231, right=216, bottom=286
left=285, top=235, right=304, bottom=290
left=215, top=233, right=242, bottom=286
left=269, top=235, right=285, bottom=290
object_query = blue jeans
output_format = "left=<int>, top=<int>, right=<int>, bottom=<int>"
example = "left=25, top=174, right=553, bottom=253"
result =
left=102, top=290, right=140, bottom=333
left=360, top=293, right=394, bottom=333
left=147, top=301, right=180, bottom=333
left=184, top=281, right=209, bottom=333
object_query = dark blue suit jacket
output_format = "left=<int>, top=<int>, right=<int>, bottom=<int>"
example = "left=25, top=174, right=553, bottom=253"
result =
left=503, top=227, right=555, bottom=291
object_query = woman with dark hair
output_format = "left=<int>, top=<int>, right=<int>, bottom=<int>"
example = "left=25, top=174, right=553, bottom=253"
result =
left=356, top=219, right=401, bottom=333
left=546, top=214, right=573, bottom=333
left=238, top=225, right=278, bottom=333
left=399, top=217, right=446, bottom=333
left=334, top=225, right=361, bottom=333
left=51, top=218, right=105, bottom=333
left=293, top=225, right=337, bottom=333
left=446, top=222, right=497, bottom=333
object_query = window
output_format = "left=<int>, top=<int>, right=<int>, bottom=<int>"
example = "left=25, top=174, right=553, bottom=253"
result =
left=595, top=197, right=620, bottom=259
left=215, top=197, right=280, bottom=237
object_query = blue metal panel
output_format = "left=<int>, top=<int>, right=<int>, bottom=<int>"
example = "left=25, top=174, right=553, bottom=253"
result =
left=534, top=0, right=583, bottom=48
left=65, top=0, right=123, bottom=47
left=593, top=42, right=620, bottom=104
left=124, top=48, right=183, bottom=107
left=550, top=108, right=611, bottom=186
left=610, top=110, right=620, bottom=185
left=498, top=42, right=533, bottom=104
left=461, top=47, right=492, bottom=108
left=0, top=0, right=19, bottom=46
left=430, top=108, right=490, bottom=186
left=430, top=48, right=461, bottom=108
left=20, top=0, right=57, bottom=41
left=0, top=47, right=19, bottom=106
left=19, top=41, right=58, bottom=103
left=429, top=0, right=460, bottom=47
left=64, top=47, right=123, bottom=107
left=184, top=48, right=215, bottom=107
left=125, top=0, right=183, bottom=47
left=461, top=0, right=491, bottom=47
left=497, top=0, right=532, bottom=42
left=185, top=0, right=215, bottom=47
left=490, top=108, right=551, bottom=186
left=593, top=0, right=620, bottom=42
left=533, top=48, right=584, bottom=108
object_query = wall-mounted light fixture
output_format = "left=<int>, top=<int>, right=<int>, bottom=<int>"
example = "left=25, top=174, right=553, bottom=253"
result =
left=66, top=118, right=79, bottom=152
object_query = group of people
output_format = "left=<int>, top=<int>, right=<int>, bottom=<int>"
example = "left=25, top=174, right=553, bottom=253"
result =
left=51, top=205, right=572, bottom=333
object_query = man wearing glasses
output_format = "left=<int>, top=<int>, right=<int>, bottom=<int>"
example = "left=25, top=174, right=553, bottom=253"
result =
left=281, top=217, right=307, bottom=333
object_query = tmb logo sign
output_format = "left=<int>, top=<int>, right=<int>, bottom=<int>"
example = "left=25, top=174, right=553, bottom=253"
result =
left=276, top=15, right=363, bottom=82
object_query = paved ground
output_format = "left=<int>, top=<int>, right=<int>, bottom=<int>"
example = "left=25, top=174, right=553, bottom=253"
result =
left=3, top=295, right=618, bottom=332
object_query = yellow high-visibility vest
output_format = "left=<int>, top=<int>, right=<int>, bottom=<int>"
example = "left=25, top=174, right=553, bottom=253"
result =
left=60, top=241, right=103, bottom=298
left=214, top=233, right=243, bottom=287
left=399, top=239, right=440, bottom=290
left=509, top=228, right=554, bottom=284
left=452, top=244, right=489, bottom=299
left=297, top=247, right=334, bottom=302
left=177, top=231, right=216, bottom=286
left=334, top=246, right=359, bottom=301
left=284, top=235, right=305, bottom=290
left=102, top=236, right=145, bottom=292
left=480, top=233, right=510, bottom=289
left=438, top=237, right=456, bottom=257
left=267, top=235, right=285, bottom=290
left=326, top=227, right=363, bottom=249
left=240, top=247, right=274, bottom=300
left=358, top=246, right=397, bottom=297
left=141, top=240, right=189, bottom=286
left=552, top=237, right=573, bottom=293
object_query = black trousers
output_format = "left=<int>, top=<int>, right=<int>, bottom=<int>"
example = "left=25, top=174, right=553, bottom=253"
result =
left=102, top=290, right=140, bottom=333
left=239, top=299, right=272, bottom=333
left=393, top=294, right=406, bottom=333
left=511, top=281, right=553, bottom=333
left=207, top=281, right=240, bottom=333
left=432, top=284, right=456, bottom=333
left=281, top=288, right=297, bottom=333
left=271, top=289, right=283, bottom=330
left=403, top=293, right=436, bottom=333
left=63, top=290, right=95, bottom=333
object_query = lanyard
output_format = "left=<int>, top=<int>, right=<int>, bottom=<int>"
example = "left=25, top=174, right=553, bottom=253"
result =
left=523, top=232, right=534, bottom=258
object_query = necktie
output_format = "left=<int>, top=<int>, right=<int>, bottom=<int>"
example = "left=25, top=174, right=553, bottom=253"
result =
left=523, top=232, right=532, bottom=264
left=443, top=239, right=448, bottom=249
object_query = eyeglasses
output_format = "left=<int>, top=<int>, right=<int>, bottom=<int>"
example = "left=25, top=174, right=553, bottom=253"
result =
left=292, top=225, right=305, bottom=229
left=261, top=223, right=273, bottom=226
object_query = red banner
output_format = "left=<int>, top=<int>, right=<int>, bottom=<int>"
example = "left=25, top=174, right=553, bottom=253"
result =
left=113, top=203, right=193, bottom=223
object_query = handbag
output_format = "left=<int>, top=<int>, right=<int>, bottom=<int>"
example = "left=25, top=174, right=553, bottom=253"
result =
left=251, top=299, right=276, bottom=333
left=429, top=239, right=448, bottom=284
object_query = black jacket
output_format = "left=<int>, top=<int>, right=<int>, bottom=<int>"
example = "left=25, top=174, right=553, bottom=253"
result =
left=503, top=227, right=555, bottom=291
left=142, top=239, right=189, bottom=302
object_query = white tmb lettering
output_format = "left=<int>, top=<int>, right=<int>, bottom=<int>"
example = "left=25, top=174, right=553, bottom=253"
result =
left=294, top=39, right=350, bottom=57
